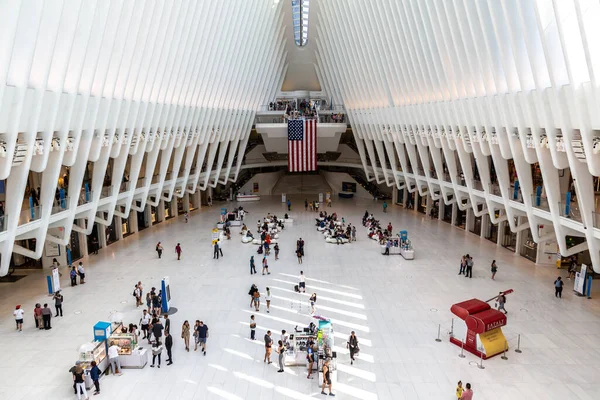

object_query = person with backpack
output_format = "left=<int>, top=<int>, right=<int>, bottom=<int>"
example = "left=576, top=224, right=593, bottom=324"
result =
left=496, top=292, right=507, bottom=314
left=133, top=284, right=142, bottom=307
left=156, top=242, right=163, bottom=258
left=248, top=284, right=258, bottom=308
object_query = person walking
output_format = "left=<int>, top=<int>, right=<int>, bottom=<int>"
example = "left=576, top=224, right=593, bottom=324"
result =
left=175, top=243, right=182, bottom=260
left=274, top=243, right=280, bottom=260
left=347, top=331, right=359, bottom=365
left=296, top=248, right=303, bottom=264
left=496, top=292, right=507, bottom=314
left=150, top=340, right=163, bottom=368
left=77, top=262, right=86, bottom=284
left=181, top=320, right=191, bottom=351
left=13, top=305, right=24, bottom=332
left=134, top=284, right=142, bottom=308
left=460, top=383, right=473, bottom=400
left=491, top=260, right=498, bottom=280
left=90, top=360, right=100, bottom=395
left=73, top=362, right=89, bottom=400
left=197, top=321, right=208, bottom=355
left=384, top=240, right=391, bottom=255
left=321, top=358, right=335, bottom=396
left=465, top=255, right=473, bottom=278
left=156, top=242, right=163, bottom=258
left=276, top=340, right=285, bottom=372
left=264, top=330, right=273, bottom=363
left=53, top=291, right=64, bottom=317
left=70, top=266, right=78, bottom=286
left=351, top=225, right=357, bottom=241
left=265, top=287, right=272, bottom=313
left=217, top=240, right=223, bottom=257
left=262, top=255, right=270, bottom=275
left=165, top=331, right=173, bottom=365
left=383, top=201, right=387, bottom=213
left=299, top=271, right=306, bottom=293
left=555, top=277, right=564, bottom=298
left=107, top=342, right=123, bottom=375
left=287, top=199, right=291, bottom=211
left=184, top=211, right=189, bottom=223
left=41, top=303, right=52, bottom=330
left=309, top=293, right=317, bottom=314
left=253, top=288, right=261, bottom=312
left=34, top=303, right=43, bottom=330
left=250, top=315, right=257, bottom=340
left=250, top=256, right=257, bottom=274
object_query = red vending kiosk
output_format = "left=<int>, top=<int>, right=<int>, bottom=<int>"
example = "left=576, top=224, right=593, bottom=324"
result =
left=450, top=293, right=510, bottom=359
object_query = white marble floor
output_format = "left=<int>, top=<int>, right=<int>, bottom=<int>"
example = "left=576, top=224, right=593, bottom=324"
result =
left=1, top=195, right=600, bottom=400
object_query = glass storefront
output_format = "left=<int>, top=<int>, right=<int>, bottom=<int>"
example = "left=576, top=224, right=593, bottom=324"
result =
left=501, top=218, right=518, bottom=251
left=151, top=205, right=160, bottom=224
left=442, top=197, right=453, bottom=223
left=417, top=193, right=427, bottom=214
left=164, top=201, right=173, bottom=220
left=520, top=230, right=537, bottom=262
left=454, top=207, right=466, bottom=229
left=396, top=188, right=404, bottom=205
left=122, top=217, right=132, bottom=237
left=107, top=216, right=118, bottom=245
left=137, top=209, right=148, bottom=231
left=86, top=223, right=100, bottom=255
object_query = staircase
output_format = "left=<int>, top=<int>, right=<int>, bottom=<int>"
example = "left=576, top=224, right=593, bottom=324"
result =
left=272, top=173, right=332, bottom=195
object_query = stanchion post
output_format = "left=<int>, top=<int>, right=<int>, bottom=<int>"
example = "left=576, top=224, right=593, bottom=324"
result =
left=478, top=352, right=485, bottom=369
left=449, top=318, right=454, bottom=337
left=435, top=324, right=442, bottom=342
left=458, top=341, right=465, bottom=358
left=515, top=334, right=522, bottom=353
left=501, top=341, right=508, bottom=360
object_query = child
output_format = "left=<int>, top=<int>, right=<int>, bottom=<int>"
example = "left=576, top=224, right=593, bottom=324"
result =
left=90, top=360, right=100, bottom=395
left=456, top=380, right=463, bottom=399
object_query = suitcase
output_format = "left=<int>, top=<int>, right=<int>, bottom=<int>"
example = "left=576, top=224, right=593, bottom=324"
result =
left=294, top=285, right=299, bottom=292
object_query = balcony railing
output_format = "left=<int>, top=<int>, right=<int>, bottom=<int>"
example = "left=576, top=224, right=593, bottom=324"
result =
left=489, top=184, right=502, bottom=196
left=78, top=190, right=93, bottom=206
left=593, top=211, right=600, bottom=229
left=531, top=194, right=550, bottom=212
left=51, top=196, right=70, bottom=215
left=472, top=180, right=484, bottom=191
left=18, top=205, right=42, bottom=225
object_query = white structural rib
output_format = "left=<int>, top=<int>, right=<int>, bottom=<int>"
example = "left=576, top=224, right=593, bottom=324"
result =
left=315, top=0, right=600, bottom=272
left=0, top=0, right=286, bottom=276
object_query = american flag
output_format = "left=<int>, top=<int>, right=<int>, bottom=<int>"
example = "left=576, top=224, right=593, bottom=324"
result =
left=288, top=118, right=317, bottom=172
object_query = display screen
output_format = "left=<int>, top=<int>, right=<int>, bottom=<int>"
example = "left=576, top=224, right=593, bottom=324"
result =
left=342, top=182, right=356, bottom=192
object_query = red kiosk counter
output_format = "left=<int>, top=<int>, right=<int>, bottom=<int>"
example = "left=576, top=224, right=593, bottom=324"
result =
left=450, top=297, right=509, bottom=359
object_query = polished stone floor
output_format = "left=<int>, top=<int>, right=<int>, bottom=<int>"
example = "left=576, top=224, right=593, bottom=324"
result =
left=1, top=195, right=600, bottom=400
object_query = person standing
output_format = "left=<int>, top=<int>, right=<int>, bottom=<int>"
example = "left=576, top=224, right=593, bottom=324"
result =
left=164, top=314, right=171, bottom=334
left=306, top=345, right=315, bottom=379
left=347, top=331, right=359, bottom=365
left=497, top=292, right=507, bottom=314
left=264, top=330, right=273, bottom=364
left=253, top=289, right=261, bottom=312
left=250, top=256, right=257, bottom=275
left=165, top=331, right=173, bottom=365
left=181, top=320, right=191, bottom=351
left=213, top=241, right=219, bottom=259
left=460, top=383, right=473, bottom=400
left=491, top=260, right=498, bottom=280
left=34, top=303, right=43, bottom=330
left=276, top=340, right=285, bottom=372
left=459, top=256, right=466, bottom=275
left=41, top=303, right=52, bottom=330
left=152, top=317, right=164, bottom=343
left=53, top=291, right=64, bottom=317
left=13, top=305, right=24, bottom=332
left=150, top=340, right=163, bottom=368
left=248, top=284, right=258, bottom=308
left=456, top=381, right=463, bottom=399
left=296, top=248, right=303, bottom=264
left=73, top=363, right=89, bottom=400
left=207, top=195, right=212, bottom=206
left=262, top=256, right=270, bottom=275
left=299, top=271, right=306, bottom=293
left=140, top=310, right=151, bottom=339
left=70, top=266, right=78, bottom=286
left=351, top=225, right=357, bottom=241
left=250, top=315, right=257, bottom=340
left=384, top=240, right=391, bottom=255
left=321, top=359, right=335, bottom=396
left=287, top=199, right=291, bottom=211
left=107, top=342, right=122, bottom=375
left=555, top=277, right=564, bottom=298
left=77, top=262, right=86, bottom=284
left=175, top=243, right=182, bottom=260
left=274, top=243, right=280, bottom=260
left=197, top=321, right=208, bottom=355
left=265, top=287, right=272, bottom=313
left=184, top=211, right=189, bottom=223
left=218, top=240, right=223, bottom=257
left=383, top=201, right=388, bottom=213
left=465, top=255, right=473, bottom=278
left=156, top=242, right=163, bottom=258
left=90, top=360, right=100, bottom=395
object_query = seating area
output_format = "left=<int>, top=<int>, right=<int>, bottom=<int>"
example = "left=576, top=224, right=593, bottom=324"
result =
left=315, top=211, right=352, bottom=245
left=241, top=214, right=289, bottom=256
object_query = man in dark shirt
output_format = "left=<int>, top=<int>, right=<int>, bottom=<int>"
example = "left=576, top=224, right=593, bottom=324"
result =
left=197, top=321, right=208, bottom=355
left=41, top=304, right=52, bottom=329
left=164, top=314, right=170, bottom=333
left=151, top=318, right=164, bottom=343
left=164, top=331, right=173, bottom=365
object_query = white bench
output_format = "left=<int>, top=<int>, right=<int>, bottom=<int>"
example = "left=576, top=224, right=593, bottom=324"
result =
left=325, top=237, right=350, bottom=244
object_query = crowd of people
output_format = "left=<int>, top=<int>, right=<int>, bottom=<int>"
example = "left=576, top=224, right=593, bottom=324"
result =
left=315, top=211, right=355, bottom=244
left=362, top=211, right=394, bottom=245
